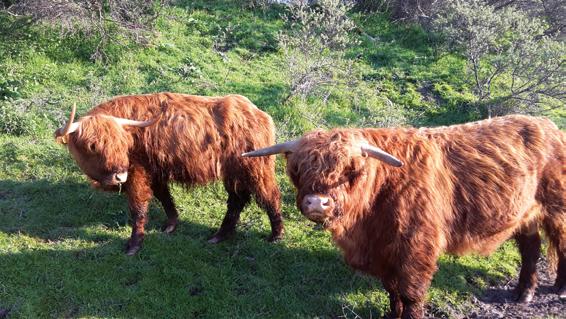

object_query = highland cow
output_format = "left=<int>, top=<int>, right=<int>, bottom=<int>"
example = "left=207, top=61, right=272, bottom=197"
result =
left=243, top=115, right=566, bottom=319
left=55, top=92, right=283, bottom=255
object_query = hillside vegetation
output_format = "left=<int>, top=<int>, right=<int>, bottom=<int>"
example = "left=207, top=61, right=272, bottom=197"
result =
left=0, top=0, right=563, bottom=318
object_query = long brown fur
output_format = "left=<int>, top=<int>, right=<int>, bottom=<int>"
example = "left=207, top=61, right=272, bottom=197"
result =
left=60, top=92, right=284, bottom=255
left=282, top=115, right=565, bottom=319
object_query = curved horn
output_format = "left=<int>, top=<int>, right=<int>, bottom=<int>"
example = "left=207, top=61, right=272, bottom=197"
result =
left=55, top=103, right=81, bottom=138
left=360, top=143, right=403, bottom=167
left=111, top=113, right=162, bottom=128
left=241, top=140, right=299, bottom=157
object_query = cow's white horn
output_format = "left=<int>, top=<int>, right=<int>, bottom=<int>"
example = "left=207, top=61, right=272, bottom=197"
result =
left=360, top=143, right=403, bottom=167
left=55, top=103, right=81, bottom=139
left=112, top=113, right=162, bottom=128
left=241, top=140, right=299, bottom=157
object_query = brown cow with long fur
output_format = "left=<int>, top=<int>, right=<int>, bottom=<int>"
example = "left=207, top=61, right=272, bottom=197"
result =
left=55, top=92, right=283, bottom=255
left=243, top=115, right=566, bottom=319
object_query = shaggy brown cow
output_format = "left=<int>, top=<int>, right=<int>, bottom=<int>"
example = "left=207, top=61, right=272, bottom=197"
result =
left=55, top=92, right=283, bottom=255
left=243, top=115, right=566, bottom=319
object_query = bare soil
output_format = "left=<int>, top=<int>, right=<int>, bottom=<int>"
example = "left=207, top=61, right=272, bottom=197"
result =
left=436, top=257, right=566, bottom=319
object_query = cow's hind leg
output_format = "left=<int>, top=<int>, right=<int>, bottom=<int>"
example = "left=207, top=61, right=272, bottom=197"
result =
left=543, top=216, right=566, bottom=299
left=236, top=156, right=283, bottom=242
left=539, top=167, right=566, bottom=299
left=252, top=178, right=283, bottom=242
left=208, top=190, right=251, bottom=244
left=151, top=181, right=178, bottom=234
left=514, top=227, right=541, bottom=303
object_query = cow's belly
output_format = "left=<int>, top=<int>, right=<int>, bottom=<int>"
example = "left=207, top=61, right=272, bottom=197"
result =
left=445, top=201, right=543, bottom=256
left=162, top=155, right=222, bottom=185
left=447, top=229, right=517, bottom=256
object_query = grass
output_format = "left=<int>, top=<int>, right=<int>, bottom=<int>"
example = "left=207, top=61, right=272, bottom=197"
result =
left=0, top=1, right=555, bottom=317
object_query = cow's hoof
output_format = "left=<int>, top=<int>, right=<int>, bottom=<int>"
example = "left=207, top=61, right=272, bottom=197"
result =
left=516, top=289, right=535, bottom=303
left=558, top=285, right=566, bottom=300
left=382, top=312, right=401, bottom=319
left=208, top=234, right=226, bottom=244
left=161, top=223, right=177, bottom=234
left=125, top=245, right=141, bottom=256
left=267, top=233, right=283, bottom=243
left=0, top=307, right=11, bottom=319
left=125, top=241, right=142, bottom=256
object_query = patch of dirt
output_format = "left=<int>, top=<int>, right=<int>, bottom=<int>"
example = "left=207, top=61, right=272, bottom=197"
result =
left=417, top=82, right=443, bottom=106
left=437, top=257, right=566, bottom=319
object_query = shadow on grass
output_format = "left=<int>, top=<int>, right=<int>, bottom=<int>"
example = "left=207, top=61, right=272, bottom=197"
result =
left=0, top=179, right=525, bottom=318
left=0, top=223, right=374, bottom=317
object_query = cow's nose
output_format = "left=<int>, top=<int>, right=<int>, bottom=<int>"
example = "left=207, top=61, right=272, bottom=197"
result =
left=114, top=171, right=128, bottom=183
left=301, top=194, right=333, bottom=215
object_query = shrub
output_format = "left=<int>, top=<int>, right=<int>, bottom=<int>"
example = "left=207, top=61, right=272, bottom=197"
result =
left=279, top=0, right=359, bottom=102
left=486, top=0, right=565, bottom=37
left=431, top=0, right=565, bottom=117
left=352, top=0, right=392, bottom=13
left=3, top=0, right=168, bottom=60
left=370, top=0, right=565, bottom=38
left=352, top=85, right=407, bottom=127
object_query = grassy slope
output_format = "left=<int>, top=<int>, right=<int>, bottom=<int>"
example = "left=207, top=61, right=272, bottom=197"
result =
left=0, top=1, right=544, bottom=317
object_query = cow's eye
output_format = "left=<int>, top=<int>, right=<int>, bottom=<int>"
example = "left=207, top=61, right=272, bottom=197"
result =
left=88, top=143, right=96, bottom=152
left=346, top=170, right=362, bottom=186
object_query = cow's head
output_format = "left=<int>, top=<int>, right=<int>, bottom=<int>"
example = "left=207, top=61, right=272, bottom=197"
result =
left=54, top=104, right=160, bottom=187
left=242, top=130, right=403, bottom=226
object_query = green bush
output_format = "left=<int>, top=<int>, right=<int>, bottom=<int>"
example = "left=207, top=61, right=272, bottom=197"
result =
left=431, top=0, right=565, bottom=117
left=279, top=0, right=359, bottom=101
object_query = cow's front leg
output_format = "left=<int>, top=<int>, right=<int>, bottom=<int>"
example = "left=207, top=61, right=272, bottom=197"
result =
left=124, top=165, right=153, bottom=256
left=397, top=244, right=438, bottom=319
left=399, top=296, right=425, bottom=319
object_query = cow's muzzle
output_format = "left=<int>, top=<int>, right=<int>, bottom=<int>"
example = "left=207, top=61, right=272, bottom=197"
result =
left=301, top=194, right=334, bottom=221
left=112, top=171, right=128, bottom=185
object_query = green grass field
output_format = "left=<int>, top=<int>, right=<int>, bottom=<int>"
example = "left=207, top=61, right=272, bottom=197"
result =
left=0, top=1, right=558, bottom=318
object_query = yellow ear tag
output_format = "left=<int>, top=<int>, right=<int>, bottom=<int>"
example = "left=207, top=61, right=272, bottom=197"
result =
left=56, top=136, right=68, bottom=144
